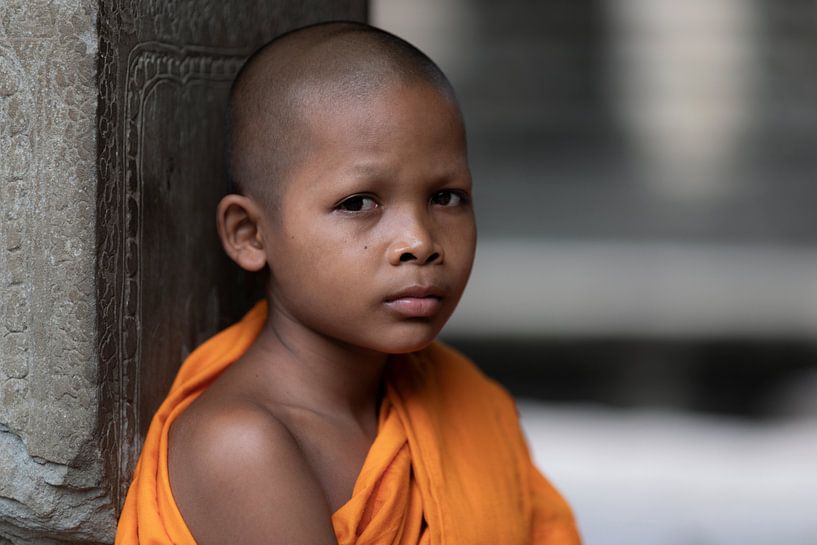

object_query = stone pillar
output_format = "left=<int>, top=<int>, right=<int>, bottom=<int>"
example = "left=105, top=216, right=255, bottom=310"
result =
left=0, top=1, right=366, bottom=543
left=1, top=1, right=107, bottom=542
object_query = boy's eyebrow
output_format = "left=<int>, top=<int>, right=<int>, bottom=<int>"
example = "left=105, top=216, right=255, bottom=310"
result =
left=340, top=161, right=472, bottom=186
left=316, top=163, right=392, bottom=193
left=346, top=162, right=393, bottom=179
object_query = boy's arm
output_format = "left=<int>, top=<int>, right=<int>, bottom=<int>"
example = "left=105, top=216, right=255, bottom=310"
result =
left=168, top=405, right=339, bottom=545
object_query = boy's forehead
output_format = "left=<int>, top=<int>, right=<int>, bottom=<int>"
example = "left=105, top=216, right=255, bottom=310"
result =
left=296, top=81, right=462, bottom=143
left=279, top=84, right=468, bottom=192
left=227, top=22, right=461, bottom=205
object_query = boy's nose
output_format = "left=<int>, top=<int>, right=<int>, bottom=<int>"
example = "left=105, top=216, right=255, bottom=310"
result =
left=388, top=221, right=443, bottom=266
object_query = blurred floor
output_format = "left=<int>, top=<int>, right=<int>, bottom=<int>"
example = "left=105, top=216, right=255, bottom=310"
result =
left=519, top=401, right=817, bottom=545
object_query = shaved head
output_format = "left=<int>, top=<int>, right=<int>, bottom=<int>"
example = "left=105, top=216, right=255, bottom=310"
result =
left=225, top=21, right=459, bottom=210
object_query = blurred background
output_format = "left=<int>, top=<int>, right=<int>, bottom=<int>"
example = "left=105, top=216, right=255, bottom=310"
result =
left=373, top=1, right=817, bottom=544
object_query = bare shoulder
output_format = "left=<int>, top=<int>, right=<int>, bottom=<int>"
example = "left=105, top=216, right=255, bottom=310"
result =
left=168, top=392, right=338, bottom=545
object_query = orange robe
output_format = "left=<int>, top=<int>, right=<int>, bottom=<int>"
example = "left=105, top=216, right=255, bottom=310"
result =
left=115, top=300, right=581, bottom=544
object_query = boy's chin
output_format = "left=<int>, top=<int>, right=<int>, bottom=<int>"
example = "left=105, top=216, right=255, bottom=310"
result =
left=375, top=324, right=444, bottom=355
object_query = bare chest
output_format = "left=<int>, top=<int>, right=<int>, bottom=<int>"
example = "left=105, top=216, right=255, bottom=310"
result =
left=289, top=421, right=376, bottom=513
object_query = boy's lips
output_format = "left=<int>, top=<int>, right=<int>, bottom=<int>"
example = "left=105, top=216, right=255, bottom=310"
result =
left=384, top=285, right=445, bottom=318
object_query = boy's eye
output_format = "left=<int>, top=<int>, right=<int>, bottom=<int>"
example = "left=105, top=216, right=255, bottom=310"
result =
left=431, top=190, right=468, bottom=207
left=337, top=195, right=378, bottom=212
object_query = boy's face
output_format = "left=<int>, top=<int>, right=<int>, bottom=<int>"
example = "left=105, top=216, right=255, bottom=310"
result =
left=260, top=82, right=476, bottom=354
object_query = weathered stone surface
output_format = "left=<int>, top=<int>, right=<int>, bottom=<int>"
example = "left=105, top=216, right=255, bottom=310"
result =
left=0, top=0, right=115, bottom=542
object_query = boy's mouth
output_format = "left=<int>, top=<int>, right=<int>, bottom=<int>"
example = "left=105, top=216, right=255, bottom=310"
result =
left=384, top=285, right=445, bottom=318
left=385, top=285, right=445, bottom=301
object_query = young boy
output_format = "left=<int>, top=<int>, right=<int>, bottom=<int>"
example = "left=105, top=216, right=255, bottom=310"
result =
left=115, top=21, right=580, bottom=545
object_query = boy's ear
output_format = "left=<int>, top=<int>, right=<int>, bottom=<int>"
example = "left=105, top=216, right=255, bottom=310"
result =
left=216, top=194, right=268, bottom=272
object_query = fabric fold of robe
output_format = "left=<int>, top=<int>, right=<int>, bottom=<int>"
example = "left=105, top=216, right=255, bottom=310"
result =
left=115, top=300, right=581, bottom=545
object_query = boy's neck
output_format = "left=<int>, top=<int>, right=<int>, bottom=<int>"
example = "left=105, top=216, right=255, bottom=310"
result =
left=245, top=300, right=389, bottom=431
